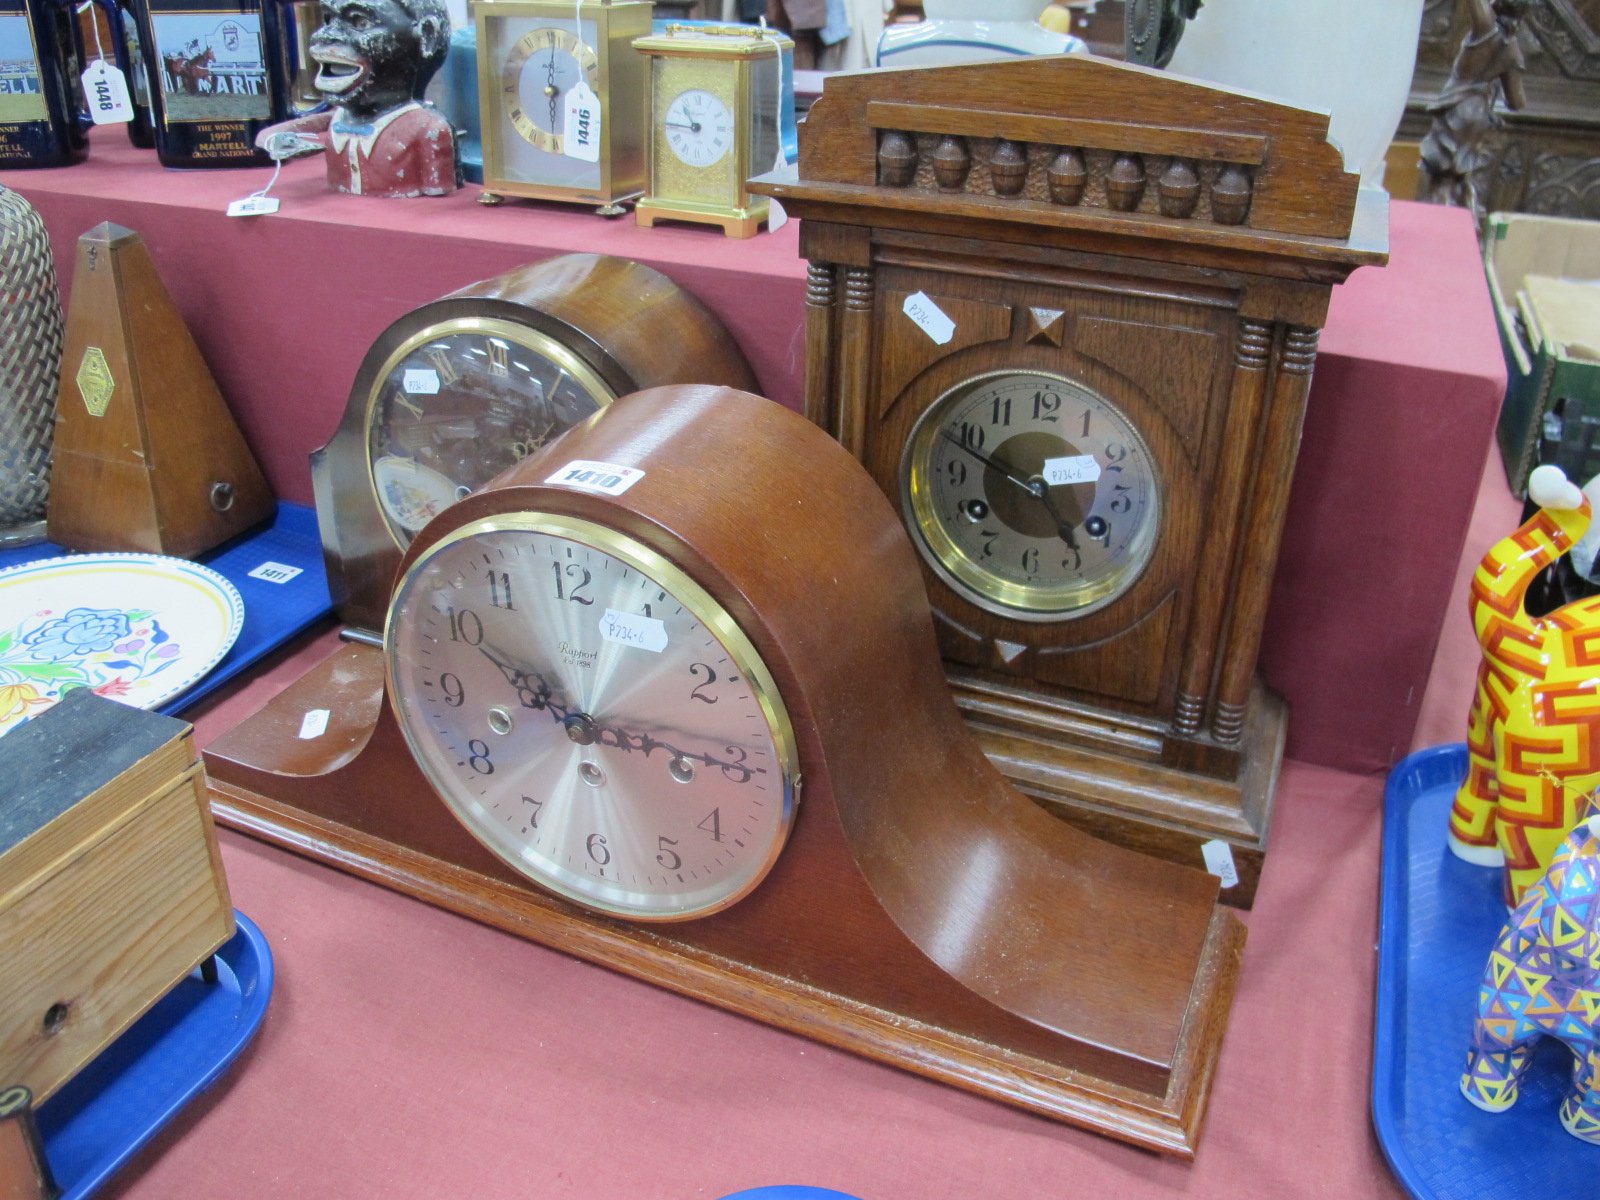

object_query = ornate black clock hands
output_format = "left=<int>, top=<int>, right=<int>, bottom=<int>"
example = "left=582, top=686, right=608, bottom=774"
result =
left=476, top=644, right=764, bottom=784
left=938, top=429, right=1082, bottom=553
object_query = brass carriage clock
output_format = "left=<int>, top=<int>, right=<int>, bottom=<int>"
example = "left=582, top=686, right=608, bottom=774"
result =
left=474, top=0, right=653, bottom=213
left=633, top=24, right=790, bottom=238
left=750, top=55, right=1388, bottom=903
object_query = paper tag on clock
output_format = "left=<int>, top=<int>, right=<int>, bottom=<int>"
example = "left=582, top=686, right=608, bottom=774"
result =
left=81, top=59, right=133, bottom=124
left=1043, top=454, right=1101, bottom=486
left=599, top=608, right=668, bottom=653
left=563, top=80, right=602, bottom=162
left=546, top=459, right=644, bottom=496
left=1201, top=839, right=1241, bottom=889
left=403, top=368, right=440, bottom=394
left=903, top=292, right=955, bottom=345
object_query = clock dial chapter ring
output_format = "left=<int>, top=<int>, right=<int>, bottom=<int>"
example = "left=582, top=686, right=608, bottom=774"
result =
left=385, top=512, right=801, bottom=922
left=501, top=26, right=600, bottom=153
left=900, top=369, right=1161, bottom=622
left=364, top=316, right=618, bottom=552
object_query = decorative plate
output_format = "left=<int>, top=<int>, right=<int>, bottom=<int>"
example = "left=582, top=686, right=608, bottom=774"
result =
left=0, top=553, right=244, bottom=735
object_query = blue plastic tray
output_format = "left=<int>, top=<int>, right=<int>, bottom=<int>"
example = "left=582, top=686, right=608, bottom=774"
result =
left=1375, top=745, right=1599, bottom=1198
left=0, top=504, right=331, bottom=717
left=36, top=911, right=274, bottom=1200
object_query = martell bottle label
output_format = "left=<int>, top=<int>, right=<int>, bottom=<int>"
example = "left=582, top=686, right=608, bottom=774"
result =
left=145, top=0, right=272, bottom=162
left=0, top=7, right=48, bottom=162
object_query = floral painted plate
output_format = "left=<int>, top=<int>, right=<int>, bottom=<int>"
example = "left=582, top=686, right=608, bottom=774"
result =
left=0, top=553, right=244, bottom=735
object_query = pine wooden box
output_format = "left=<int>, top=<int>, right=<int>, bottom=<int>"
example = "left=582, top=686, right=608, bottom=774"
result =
left=0, top=689, right=233, bottom=1104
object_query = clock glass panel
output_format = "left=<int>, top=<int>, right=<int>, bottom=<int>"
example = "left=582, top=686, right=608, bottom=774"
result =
left=901, top=369, right=1160, bottom=620
left=386, top=513, right=800, bottom=921
left=367, top=319, right=615, bottom=545
left=486, top=15, right=602, bottom=189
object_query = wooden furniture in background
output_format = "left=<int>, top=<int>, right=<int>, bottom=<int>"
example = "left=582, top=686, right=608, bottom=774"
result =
left=751, top=55, right=1387, bottom=906
left=48, top=223, right=274, bottom=559
left=1404, top=0, right=1600, bottom=220
left=206, top=384, right=1244, bottom=1157
left=0, top=689, right=234, bottom=1106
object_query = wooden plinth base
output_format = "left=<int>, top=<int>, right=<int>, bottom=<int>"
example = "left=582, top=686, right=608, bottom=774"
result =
left=204, top=642, right=1245, bottom=1157
left=952, top=672, right=1287, bottom=909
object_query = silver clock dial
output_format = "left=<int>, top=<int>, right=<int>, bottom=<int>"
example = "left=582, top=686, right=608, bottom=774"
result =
left=901, top=369, right=1160, bottom=620
left=663, top=88, right=732, bottom=168
left=386, top=513, right=799, bottom=921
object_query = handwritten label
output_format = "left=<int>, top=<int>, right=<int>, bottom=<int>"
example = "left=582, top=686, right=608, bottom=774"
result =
left=1201, top=839, right=1240, bottom=889
left=563, top=80, right=602, bottom=162
left=599, top=608, right=668, bottom=653
left=403, top=368, right=440, bottom=395
left=546, top=459, right=644, bottom=496
left=768, top=197, right=788, bottom=233
left=82, top=59, right=132, bottom=124
left=248, top=561, right=303, bottom=584
left=1043, top=454, right=1101, bottom=486
left=298, top=708, right=330, bottom=740
left=903, top=291, right=955, bottom=345
left=226, top=195, right=280, bottom=217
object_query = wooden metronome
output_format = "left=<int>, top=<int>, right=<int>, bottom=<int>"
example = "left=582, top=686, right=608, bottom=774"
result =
left=47, top=223, right=274, bottom=558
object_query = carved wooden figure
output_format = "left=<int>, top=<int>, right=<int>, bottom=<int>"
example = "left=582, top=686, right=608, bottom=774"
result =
left=1450, top=464, right=1600, bottom=905
left=749, top=54, right=1387, bottom=906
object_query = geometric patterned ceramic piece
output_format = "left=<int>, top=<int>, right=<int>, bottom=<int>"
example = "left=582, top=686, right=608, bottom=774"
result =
left=0, top=552, right=243, bottom=736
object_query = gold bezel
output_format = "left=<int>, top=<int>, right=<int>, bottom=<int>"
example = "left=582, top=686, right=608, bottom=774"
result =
left=364, top=316, right=618, bottom=551
left=900, top=368, right=1161, bottom=622
left=385, top=511, right=802, bottom=922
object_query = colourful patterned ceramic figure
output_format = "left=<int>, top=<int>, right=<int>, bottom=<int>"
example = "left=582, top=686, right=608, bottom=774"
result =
left=1449, top=464, right=1600, bottom=906
left=1462, top=814, right=1600, bottom=1143
left=253, top=0, right=457, bottom=198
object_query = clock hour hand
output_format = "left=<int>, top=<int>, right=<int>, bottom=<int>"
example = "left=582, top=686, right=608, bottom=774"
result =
left=939, top=430, right=1082, bottom=549
left=477, top=644, right=566, bottom=716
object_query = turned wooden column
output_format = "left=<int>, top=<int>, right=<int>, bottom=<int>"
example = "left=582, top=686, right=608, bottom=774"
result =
left=803, top=260, right=837, bottom=433
left=1211, top=324, right=1321, bottom=744
left=1174, top=317, right=1273, bottom=737
left=835, top=266, right=876, bottom=460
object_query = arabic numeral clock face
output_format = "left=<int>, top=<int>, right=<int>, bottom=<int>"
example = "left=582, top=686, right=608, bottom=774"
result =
left=367, top=320, right=614, bottom=544
left=665, top=88, right=732, bottom=168
left=386, top=513, right=801, bottom=921
left=901, top=370, right=1160, bottom=621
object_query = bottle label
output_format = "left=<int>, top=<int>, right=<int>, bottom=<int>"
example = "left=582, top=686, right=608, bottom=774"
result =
left=148, top=9, right=271, bottom=124
left=0, top=14, right=48, bottom=124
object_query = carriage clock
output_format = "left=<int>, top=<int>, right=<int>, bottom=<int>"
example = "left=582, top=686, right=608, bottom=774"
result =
left=633, top=23, right=790, bottom=238
left=473, top=0, right=653, bottom=214
left=749, top=54, right=1388, bottom=903
left=311, top=252, right=756, bottom=635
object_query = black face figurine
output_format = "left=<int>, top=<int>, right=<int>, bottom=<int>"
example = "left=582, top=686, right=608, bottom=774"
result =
left=254, top=0, right=459, bottom=197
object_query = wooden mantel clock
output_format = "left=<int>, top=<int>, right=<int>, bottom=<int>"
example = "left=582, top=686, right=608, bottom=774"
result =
left=205, top=385, right=1242, bottom=1156
left=749, top=55, right=1388, bottom=903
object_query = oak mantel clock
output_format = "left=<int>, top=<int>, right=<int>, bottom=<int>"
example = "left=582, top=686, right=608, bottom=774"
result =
left=749, top=54, right=1389, bottom=904
left=205, top=385, right=1244, bottom=1157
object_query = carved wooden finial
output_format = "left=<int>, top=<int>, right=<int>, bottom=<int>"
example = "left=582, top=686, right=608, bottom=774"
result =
left=1046, top=147, right=1087, bottom=206
left=877, top=130, right=917, bottom=188
left=1106, top=153, right=1146, bottom=211
left=931, top=135, right=971, bottom=191
left=1157, top=157, right=1200, bottom=219
left=1211, top=162, right=1253, bottom=225
left=989, top=139, right=1029, bottom=197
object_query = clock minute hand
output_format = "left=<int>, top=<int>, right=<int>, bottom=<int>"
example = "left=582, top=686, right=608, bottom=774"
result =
left=938, top=429, right=1082, bottom=550
left=663, top=120, right=702, bottom=133
left=563, top=712, right=764, bottom=784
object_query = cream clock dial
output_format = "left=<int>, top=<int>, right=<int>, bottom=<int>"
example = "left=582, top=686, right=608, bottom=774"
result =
left=663, top=88, right=733, bottom=168
left=901, top=369, right=1160, bottom=621
left=386, top=512, right=801, bottom=921
left=501, top=25, right=599, bottom=155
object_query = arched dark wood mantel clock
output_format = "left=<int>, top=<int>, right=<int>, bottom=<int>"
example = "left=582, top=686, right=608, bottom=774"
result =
left=749, top=54, right=1388, bottom=904
left=205, top=386, right=1243, bottom=1156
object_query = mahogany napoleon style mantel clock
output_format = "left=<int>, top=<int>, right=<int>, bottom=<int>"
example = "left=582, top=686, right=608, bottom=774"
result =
left=749, top=55, right=1388, bottom=904
left=312, top=252, right=756, bottom=634
left=205, top=385, right=1244, bottom=1157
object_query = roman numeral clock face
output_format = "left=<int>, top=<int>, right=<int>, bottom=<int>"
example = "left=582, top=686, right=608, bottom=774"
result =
left=900, top=370, right=1160, bottom=621
left=385, top=513, right=800, bottom=921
